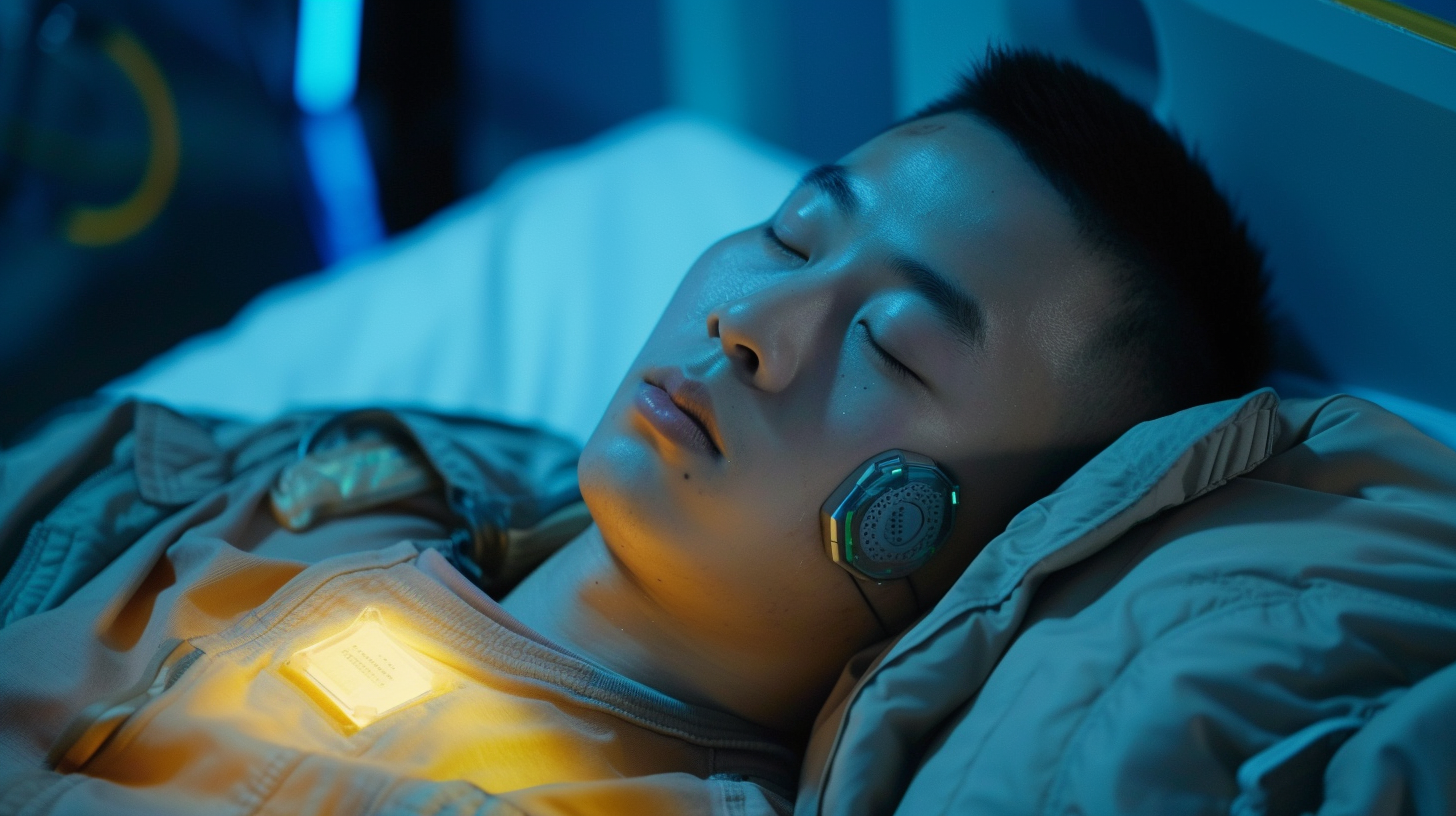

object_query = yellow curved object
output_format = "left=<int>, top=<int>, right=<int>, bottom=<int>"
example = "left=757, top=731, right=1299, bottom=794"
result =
left=1333, top=0, right=1456, bottom=50
left=65, top=28, right=180, bottom=246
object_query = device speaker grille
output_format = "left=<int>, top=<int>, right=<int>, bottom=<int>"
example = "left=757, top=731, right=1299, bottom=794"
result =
left=858, top=482, right=944, bottom=564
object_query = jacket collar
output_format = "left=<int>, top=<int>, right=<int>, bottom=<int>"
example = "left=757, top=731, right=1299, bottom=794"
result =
left=800, top=388, right=1282, bottom=815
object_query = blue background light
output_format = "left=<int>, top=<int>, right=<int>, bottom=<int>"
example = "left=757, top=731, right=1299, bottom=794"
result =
left=301, top=109, right=384, bottom=262
left=294, top=0, right=363, bottom=115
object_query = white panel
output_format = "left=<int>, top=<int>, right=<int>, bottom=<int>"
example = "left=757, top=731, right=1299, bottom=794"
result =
left=110, top=112, right=808, bottom=444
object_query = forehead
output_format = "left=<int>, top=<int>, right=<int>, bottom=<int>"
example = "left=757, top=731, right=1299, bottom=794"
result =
left=839, top=113, right=1078, bottom=257
left=837, top=113, right=1120, bottom=378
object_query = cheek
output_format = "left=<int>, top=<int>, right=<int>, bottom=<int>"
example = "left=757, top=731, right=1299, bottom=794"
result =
left=817, top=342, right=917, bottom=453
left=581, top=395, right=862, bottom=611
left=582, top=432, right=874, bottom=648
left=580, top=433, right=841, bottom=625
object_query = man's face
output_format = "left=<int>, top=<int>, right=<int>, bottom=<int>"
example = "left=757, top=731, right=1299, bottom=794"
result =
left=579, top=113, right=1120, bottom=679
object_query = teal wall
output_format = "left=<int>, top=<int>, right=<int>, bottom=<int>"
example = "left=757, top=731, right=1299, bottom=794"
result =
left=892, top=0, right=1456, bottom=414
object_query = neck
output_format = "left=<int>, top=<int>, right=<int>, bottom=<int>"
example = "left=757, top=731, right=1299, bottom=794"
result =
left=500, top=526, right=828, bottom=737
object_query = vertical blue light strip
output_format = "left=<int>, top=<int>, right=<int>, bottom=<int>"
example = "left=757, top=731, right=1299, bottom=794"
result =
left=295, top=0, right=382, bottom=263
left=301, top=109, right=385, bottom=262
left=294, top=0, right=364, bottom=115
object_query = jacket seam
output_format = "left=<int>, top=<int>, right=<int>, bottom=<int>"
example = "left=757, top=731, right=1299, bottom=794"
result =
left=0, top=457, right=130, bottom=607
left=240, top=750, right=305, bottom=816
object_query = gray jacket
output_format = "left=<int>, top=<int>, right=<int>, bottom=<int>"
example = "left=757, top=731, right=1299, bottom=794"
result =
left=0, top=399, right=584, bottom=627
left=0, top=401, right=794, bottom=815
left=799, top=391, right=1456, bottom=815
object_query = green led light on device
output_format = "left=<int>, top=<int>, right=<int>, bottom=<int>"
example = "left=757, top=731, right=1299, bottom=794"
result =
left=820, top=449, right=959, bottom=582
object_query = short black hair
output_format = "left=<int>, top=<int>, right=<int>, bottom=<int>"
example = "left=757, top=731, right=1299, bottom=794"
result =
left=914, top=47, right=1271, bottom=420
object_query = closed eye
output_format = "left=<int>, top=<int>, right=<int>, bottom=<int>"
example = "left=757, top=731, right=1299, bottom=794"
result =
left=763, top=224, right=807, bottom=262
left=858, top=321, right=924, bottom=385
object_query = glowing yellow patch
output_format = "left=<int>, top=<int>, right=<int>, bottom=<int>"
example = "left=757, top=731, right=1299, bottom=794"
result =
left=282, top=608, right=441, bottom=731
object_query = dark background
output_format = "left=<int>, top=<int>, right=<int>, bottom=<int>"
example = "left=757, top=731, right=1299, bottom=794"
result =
left=0, top=0, right=903, bottom=443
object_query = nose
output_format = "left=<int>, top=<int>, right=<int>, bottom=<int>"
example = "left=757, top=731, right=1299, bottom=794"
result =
left=707, top=277, right=835, bottom=392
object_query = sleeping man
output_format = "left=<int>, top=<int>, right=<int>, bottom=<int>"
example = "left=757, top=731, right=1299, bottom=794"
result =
left=4, top=49, right=1456, bottom=816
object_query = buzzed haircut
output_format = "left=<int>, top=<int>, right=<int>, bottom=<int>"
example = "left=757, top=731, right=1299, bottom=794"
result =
left=915, top=47, right=1272, bottom=420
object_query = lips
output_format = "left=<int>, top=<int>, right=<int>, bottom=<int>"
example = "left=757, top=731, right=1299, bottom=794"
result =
left=635, top=370, right=724, bottom=458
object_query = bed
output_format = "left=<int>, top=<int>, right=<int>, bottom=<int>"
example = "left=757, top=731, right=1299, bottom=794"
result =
left=109, top=111, right=809, bottom=446
left=98, top=3, right=1456, bottom=812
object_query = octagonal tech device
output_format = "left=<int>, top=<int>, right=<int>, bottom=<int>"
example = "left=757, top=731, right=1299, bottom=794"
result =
left=820, top=450, right=959, bottom=581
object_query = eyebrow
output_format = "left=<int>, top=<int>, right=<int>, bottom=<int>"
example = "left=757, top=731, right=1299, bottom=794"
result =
left=889, top=256, right=987, bottom=348
left=800, top=163, right=859, bottom=214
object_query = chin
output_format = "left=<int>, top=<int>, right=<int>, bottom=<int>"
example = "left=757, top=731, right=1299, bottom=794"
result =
left=579, top=417, right=674, bottom=553
left=581, top=418, right=748, bottom=593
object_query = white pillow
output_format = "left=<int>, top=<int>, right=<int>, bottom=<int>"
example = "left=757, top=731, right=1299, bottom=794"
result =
left=109, top=112, right=809, bottom=444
